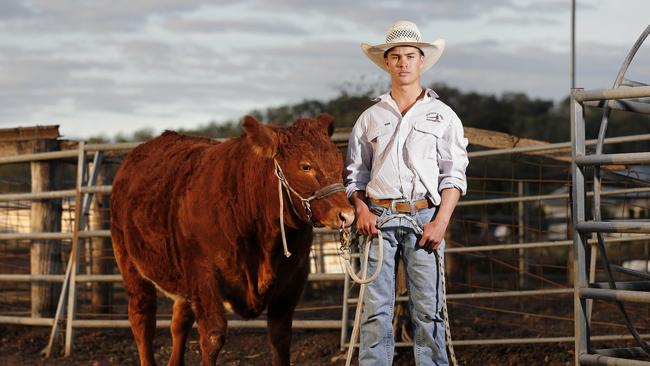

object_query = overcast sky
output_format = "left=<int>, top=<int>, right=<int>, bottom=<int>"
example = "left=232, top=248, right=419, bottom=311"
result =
left=1, top=0, right=649, bottom=140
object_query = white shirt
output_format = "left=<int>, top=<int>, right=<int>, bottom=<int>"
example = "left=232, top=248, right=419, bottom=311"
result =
left=345, top=88, right=469, bottom=205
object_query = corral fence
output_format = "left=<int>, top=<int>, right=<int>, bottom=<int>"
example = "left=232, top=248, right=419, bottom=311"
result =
left=2, top=120, right=650, bottom=361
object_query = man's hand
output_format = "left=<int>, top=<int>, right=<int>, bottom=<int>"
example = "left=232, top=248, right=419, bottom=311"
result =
left=418, top=188, right=461, bottom=251
left=418, top=218, right=448, bottom=251
left=356, top=205, right=379, bottom=237
left=350, top=190, right=379, bottom=237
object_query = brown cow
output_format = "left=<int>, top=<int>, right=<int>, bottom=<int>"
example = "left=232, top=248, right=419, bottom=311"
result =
left=110, top=114, right=354, bottom=366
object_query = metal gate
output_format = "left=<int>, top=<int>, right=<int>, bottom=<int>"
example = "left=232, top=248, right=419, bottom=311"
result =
left=571, top=25, right=650, bottom=366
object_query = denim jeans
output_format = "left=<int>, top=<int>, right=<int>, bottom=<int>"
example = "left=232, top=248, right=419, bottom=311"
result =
left=359, top=202, right=448, bottom=366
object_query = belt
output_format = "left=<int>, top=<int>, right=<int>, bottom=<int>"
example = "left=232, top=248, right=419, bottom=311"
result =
left=369, top=198, right=433, bottom=214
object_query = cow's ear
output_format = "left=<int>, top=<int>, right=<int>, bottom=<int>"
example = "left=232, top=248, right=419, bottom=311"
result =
left=242, top=115, right=278, bottom=158
left=315, top=113, right=335, bottom=137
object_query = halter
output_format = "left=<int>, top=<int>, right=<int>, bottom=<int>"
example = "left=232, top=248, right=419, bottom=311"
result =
left=273, top=158, right=345, bottom=257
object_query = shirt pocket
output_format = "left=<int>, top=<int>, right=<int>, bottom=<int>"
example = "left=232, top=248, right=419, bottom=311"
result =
left=412, top=119, right=446, bottom=159
left=366, top=123, right=393, bottom=151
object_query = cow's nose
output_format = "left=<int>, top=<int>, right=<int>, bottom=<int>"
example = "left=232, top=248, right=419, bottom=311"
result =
left=338, top=209, right=355, bottom=228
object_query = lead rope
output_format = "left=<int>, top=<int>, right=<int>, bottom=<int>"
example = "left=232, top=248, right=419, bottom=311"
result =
left=273, top=158, right=346, bottom=258
left=277, top=178, right=292, bottom=258
left=437, top=246, right=457, bottom=366
left=340, top=215, right=457, bottom=366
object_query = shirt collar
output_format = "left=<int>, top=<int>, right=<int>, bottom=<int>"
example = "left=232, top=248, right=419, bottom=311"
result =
left=424, top=88, right=439, bottom=101
left=372, top=88, right=439, bottom=103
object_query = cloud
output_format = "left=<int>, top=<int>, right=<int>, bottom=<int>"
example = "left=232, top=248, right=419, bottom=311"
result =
left=0, top=0, right=211, bottom=33
left=425, top=37, right=650, bottom=102
left=0, top=2, right=34, bottom=20
left=165, top=18, right=308, bottom=35
left=487, top=15, right=562, bottom=26
left=1, top=0, right=647, bottom=139
left=253, top=0, right=516, bottom=24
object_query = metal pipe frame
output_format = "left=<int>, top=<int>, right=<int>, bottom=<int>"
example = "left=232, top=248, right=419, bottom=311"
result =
left=1, top=129, right=650, bottom=168
left=585, top=99, right=650, bottom=114
left=580, top=288, right=650, bottom=303
left=342, top=333, right=650, bottom=348
left=3, top=183, right=650, bottom=212
left=594, top=347, right=648, bottom=359
left=571, top=23, right=650, bottom=366
left=572, top=89, right=591, bottom=365
left=574, top=85, right=650, bottom=102
left=580, top=354, right=650, bottom=366
left=576, top=221, right=650, bottom=234
left=467, top=133, right=650, bottom=159
left=0, top=185, right=111, bottom=202
left=5, top=223, right=650, bottom=248
left=0, top=273, right=345, bottom=283
left=575, top=152, right=650, bottom=166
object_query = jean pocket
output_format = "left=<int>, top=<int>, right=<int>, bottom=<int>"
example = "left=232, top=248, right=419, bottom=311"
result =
left=369, top=204, right=387, bottom=218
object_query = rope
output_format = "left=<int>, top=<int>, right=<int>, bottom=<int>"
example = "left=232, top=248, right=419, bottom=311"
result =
left=341, top=213, right=457, bottom=366
left=272, top=158, right=346, bottom=258
left=278, top=179, right=292, bottom=258
left=438, top=247, right=458, bottom=366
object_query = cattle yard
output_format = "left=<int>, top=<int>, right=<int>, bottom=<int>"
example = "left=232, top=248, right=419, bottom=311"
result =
left=2, top=28, right=650, bottom=366
left=1, top=110, right=650, bottom=365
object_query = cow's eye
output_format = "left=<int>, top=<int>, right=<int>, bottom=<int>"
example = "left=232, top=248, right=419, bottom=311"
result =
left=301, top=164, right=312, bottom=171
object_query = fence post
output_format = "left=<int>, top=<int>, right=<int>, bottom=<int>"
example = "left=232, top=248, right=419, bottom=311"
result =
left=90, top=162, right=112, bottom=313
left=30, top=138, right=62, bottom=318
left=64, top=142, right=86, bottom=356
left=517, top=180, right=527, bottom=289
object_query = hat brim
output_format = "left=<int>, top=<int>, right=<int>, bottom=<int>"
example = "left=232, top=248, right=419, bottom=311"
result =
left=361, top=39, right=445, bottom=74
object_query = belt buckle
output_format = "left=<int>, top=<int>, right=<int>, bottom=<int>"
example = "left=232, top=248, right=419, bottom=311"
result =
left=390, top=199, right=415, bottom=215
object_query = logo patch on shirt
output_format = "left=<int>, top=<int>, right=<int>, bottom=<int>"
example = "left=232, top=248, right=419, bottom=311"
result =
left=426, top=112, right=443, bottom=122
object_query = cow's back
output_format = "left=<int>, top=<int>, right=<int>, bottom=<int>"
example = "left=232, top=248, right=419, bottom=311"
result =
left=110, top=132, right=221, bottom=289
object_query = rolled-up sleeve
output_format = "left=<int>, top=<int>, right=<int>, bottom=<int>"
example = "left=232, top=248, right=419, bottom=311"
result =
left=345, top=116, right=372, bottom=197
left=437, top=113, right=469, bottom=195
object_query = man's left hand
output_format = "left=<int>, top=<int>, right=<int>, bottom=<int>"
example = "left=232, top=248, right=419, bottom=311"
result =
left=418, top=218, right=448, bottom=251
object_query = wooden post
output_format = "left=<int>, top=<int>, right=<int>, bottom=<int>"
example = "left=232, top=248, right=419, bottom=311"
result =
left=90, top=164, right=112, bottom=313
left=518, top=181, right=527, bottom=289
left=65, top=142, right=86, bottom=356
left=30, top=139, right=62, bottom=318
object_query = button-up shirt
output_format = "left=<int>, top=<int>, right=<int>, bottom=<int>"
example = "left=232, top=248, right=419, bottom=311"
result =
left=345, top=88, right=469, bottom=205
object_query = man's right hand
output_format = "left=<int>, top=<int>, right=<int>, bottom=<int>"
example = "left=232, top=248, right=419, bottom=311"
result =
left=356, top=205, right=379, bottom=237
left=351, top=191, right=379, bottom=237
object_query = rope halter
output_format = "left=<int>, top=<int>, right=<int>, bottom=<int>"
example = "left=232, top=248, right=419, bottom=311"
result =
left=273, top=158, right=346, bottom=257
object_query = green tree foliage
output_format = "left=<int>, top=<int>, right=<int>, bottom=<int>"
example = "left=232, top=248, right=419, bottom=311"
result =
left=86, top=84, right=649, bottom=155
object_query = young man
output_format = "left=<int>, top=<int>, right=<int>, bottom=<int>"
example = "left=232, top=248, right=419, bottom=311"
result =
left=345, top=20, right=468, bottom=366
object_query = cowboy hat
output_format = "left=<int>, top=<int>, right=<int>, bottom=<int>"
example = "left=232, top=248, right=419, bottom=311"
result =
left=361, top=20, right=445, bottom=73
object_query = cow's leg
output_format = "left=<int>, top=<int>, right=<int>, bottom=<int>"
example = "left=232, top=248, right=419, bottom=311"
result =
left=266, top=267, right=309, bottom=366
left=115, top=256, right=158, bottom=366
left=168, top=299, right=195, bottom=366
left=193, top=285, right=227, bottom=366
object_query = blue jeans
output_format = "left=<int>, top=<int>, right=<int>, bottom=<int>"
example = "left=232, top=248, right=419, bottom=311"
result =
left=359, top=203, right=448, bottom=366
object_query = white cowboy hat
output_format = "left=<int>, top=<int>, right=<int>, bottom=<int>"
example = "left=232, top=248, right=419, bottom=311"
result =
left=361, top=20, right=445, bottom=73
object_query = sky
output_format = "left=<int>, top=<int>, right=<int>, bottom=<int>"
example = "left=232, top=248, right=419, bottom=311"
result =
left=0, top=0, right=649, bottom=140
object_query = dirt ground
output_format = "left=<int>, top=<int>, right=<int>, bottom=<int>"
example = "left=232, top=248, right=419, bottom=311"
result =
left=3, top=284, right=648, bottom=365
left=0, top=323, right=577, bottom=366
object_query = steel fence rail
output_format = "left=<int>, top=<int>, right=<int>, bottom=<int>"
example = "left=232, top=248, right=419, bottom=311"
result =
left=574, top=85, right=650, bottom=102
left=2, top=131, right=650, bottom=167
left=0, top=185, right=112, bottom=202
left=467, top=133, right=650, bottom=158
left=344, top=334, right=650, bottom=348
left=4, top=228, right=649, bottom=254
left=3, top=182, right=650, bottom=210
left=0, top=273, right=345, bottom=283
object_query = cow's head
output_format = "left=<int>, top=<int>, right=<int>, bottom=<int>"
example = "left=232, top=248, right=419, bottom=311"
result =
left=242, top=114, right=354, bottom=229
